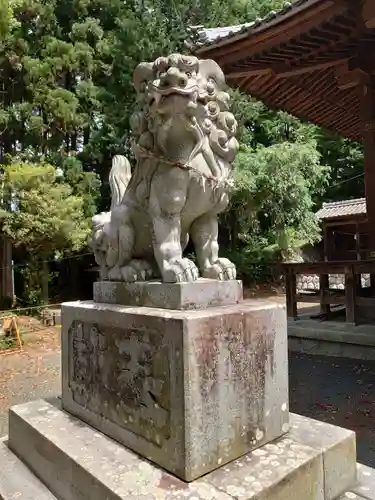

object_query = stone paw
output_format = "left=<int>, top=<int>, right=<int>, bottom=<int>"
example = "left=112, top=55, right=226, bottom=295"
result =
left=162, top=258, right=199, bottom=283
left=120, top=260, right=156, bottom=282
left=99, top=267, right=109, bottom=281
left=202, top=258, right=237, bottom=281
left=107, top=266, right=123, bottom=281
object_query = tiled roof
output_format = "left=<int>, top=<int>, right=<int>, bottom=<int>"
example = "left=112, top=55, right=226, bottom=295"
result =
left=190, top=23, right=253, bottom=46
left=188, top=0, right=311, bottom=50
left=316, top=198, right=366, bottom=220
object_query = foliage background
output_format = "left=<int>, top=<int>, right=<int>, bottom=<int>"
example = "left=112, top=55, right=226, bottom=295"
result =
left=0, top=0, right=364, bottom=301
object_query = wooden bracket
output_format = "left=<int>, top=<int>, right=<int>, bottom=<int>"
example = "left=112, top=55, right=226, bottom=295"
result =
left=336, top=65, right=370, bottom=90
left=226, top=68, right=273, bottom=79
left=363, top=0, right=375, bottom=29
left=274, top=58, right=347, bottom=78
left=363, top=120, right=375, bottom=133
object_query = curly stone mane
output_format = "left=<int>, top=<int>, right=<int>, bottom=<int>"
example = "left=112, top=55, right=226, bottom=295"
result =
left=129, top=54, right=239, bottom=179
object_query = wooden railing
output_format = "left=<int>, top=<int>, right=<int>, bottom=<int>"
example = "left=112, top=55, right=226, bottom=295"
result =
left=281, top=260, right=375, bottom=325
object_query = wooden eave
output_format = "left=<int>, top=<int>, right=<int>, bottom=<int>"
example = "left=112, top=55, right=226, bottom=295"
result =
left=323, top=214, right=368, bottom=226
left=194, top=0, right=375, bottom=142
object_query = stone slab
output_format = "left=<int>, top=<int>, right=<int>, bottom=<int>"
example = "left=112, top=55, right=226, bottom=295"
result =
left=338, top=493, right=367, bottom=499
left=288, top=319, right=375, bottom=361
left=0, top=437, right=56, bottom=500
left=350, top=463, right=375, bottom=500
left=61, top=299, right=289, bottom=481
left=205, top=436, right=324, bottom=500
left=289, top=413, right=356, bottom=500
left=93, top=278, right=243, bottom=310
left=288, top=336, right=375, bottom=361
left=288, top=319, right=375, bottom=347
left=8, top=398, right=325, bottom=500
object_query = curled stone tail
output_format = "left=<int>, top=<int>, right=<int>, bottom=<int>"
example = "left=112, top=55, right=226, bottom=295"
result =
left=109, top=155, right=132, bottom=210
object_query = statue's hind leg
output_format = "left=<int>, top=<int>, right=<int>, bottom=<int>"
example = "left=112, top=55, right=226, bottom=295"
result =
left=190, top=213, right=236, bottom=280
left=120, top=259, right=158, bottom=282
left=107, top=218, right=135, bottom=281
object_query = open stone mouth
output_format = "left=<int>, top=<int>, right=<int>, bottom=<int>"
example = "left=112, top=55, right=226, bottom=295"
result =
left=151, top=84, right=199, bottom=97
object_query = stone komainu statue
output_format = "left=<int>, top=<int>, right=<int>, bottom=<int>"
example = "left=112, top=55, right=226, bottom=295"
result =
left=89, top=53, right=239, bottom=283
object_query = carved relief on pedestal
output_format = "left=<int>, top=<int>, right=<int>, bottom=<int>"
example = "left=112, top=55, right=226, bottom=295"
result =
left=68, top=320, right=171, bottom=447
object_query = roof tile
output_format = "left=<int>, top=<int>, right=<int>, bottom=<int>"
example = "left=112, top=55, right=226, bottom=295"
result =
left=316, top=198, right=366, bottom=220
left=189, top=0, right=309, bottom=49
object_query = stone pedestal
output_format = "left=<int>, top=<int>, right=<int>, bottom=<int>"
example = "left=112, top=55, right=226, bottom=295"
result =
left=93, top=278, right=243, bottom=310
left=61, top=296, right=289, bottom=482
left=0, top=279, right=365, bottom=500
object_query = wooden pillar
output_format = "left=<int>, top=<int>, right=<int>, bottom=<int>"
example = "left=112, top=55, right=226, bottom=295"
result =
left=361, top=81, right=375, bottom=241
left=323, top=225, right=334, bottom=261
left=345, top=265, right=357, bottom=325
left=355, top=222, right=362, bottom=290
left=323, top=224, right=329, bottom=261
left=319, top=273, right=330, bottom=316
left=355, top=222, right=361, bottom=260
left=363, top=0, right=375, bottom=29
left=361, top=78, right=375, bottom=287
left=321, top=224, right=332, bottom=315
left=0, top=234, right=12, bottom=303
left=285, top=268, right=297, bottom=320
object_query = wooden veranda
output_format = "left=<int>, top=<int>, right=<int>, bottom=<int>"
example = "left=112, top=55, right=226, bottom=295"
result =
left=193, top=0, right=375, bottom=325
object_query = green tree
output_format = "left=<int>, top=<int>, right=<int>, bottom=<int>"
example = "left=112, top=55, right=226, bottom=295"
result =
left=1, top=162, right=90, bottom=303
left=316, top=132, right=364, bottom=202
left=221, top=139, right=329, bottom=281
left=218, top=89, right=329, bottom=279
left=0, top=0, right=102, bottom=203
left=0, top=0, right=17, bottom=40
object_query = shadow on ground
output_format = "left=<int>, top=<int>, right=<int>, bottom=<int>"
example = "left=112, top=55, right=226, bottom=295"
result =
left=290, top=351, right=375, bottom=467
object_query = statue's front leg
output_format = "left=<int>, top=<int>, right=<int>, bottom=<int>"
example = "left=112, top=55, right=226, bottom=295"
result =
left=150, top=167, right=199, bottom=283
left=107, top=206, right=135, bottom=281
left=191, top=213, right=236, bottom=280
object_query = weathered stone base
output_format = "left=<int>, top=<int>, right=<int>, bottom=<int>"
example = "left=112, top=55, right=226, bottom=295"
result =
left=61, top=299, right=288, bottom=481
left=347, top=463, right=375, bottom=499
left=288, top=318, right=375, bottom=361
left=0, top=436, right=55, bottom=500
left=2, top=398, right=362, bottom=500
left=93, top=278, right=243, bottom=310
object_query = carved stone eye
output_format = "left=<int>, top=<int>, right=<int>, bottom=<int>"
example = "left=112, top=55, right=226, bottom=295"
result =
left=218, top=131, right=227, bottom=146
left=202, top=118, right=212, bottom=134
left=206, top=81, right=215, bottom=94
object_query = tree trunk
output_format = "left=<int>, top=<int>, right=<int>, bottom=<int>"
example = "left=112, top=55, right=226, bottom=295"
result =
left=230, top=212, right=238, bottom=251
left=83, top=126, right=90, bottom=145
left=41, top=259, right=49, bottom=304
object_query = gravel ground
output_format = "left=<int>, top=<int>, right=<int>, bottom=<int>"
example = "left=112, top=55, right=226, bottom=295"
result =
left=0, top=317, right=61, bottom=437
left=0, top=349, right=61, bottom=436
left=1, top=308, right=375, bottom=469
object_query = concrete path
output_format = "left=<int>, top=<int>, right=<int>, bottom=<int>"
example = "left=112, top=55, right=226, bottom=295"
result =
left=1, top=346, right=375, bottom=468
